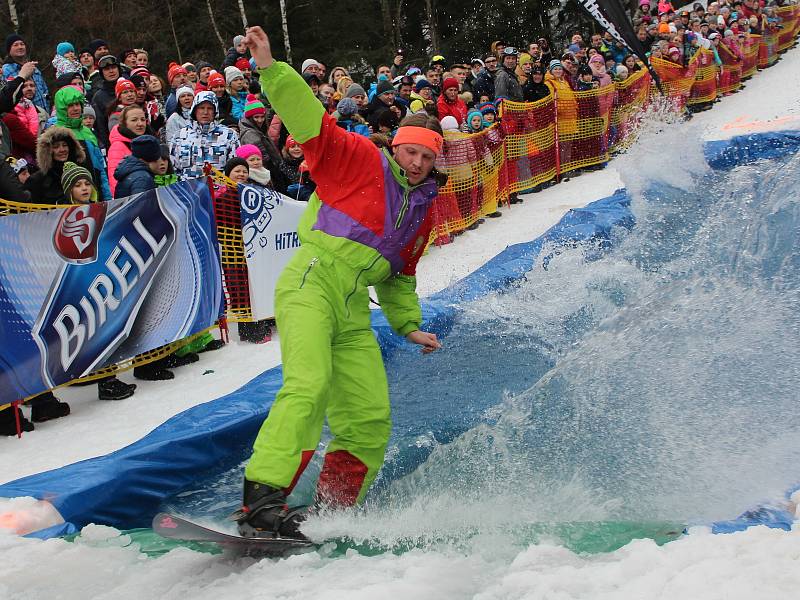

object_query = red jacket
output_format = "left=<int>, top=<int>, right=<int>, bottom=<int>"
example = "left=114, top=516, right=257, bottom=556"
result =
left=437, top=94, right=468, bottom=126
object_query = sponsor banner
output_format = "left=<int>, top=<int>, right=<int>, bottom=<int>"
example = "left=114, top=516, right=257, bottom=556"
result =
left=0, top=180, right=223, bottom=403
left=574, top=0, right=661, bottom=88
left=239, top=184, right=306, bottom=319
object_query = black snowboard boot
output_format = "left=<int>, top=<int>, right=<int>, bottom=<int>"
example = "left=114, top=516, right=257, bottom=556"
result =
left=0, top=405, right=34, bottom=436
left=29, top=391, right=71, bottom=423
left=98, top=377, right=137, bottom=400
left=162, top=352, right=199, bottom=369
left=133, top=361, right=175, bottom=381
left=230, top=479, right=307, bottom=540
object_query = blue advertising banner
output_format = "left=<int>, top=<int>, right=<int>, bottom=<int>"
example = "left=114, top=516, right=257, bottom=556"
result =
left=0, top=180, right=223, bottom=403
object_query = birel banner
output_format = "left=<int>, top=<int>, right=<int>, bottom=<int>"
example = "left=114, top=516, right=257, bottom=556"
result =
left=0, top=180, right=223, bottom=403
left=239, top=184, right=306, bottom=319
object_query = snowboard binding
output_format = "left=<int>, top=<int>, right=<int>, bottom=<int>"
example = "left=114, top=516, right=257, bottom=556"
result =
left=230, top=479, right=308, bottom=540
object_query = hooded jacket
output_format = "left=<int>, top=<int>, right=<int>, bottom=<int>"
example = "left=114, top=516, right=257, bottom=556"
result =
left=113, top=154, right=156, bottom=198
left=493, top=65, right=524, bottom=102
left=2, top=97, right=39, bottom=160
left=90, top=77, right=119, bottom=148
left=436, top=92, right=468, bottom=125
left=24, top=126, right=93, bottom=204
left=106, top=124, right=134, bottom=196
left=169, top=91, right=240, bottom=180
left=258, top=61, right=440, bottom=335
left=54, top=85, right=111, bottom=200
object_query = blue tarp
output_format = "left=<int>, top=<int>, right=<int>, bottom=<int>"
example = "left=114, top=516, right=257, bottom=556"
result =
left=1, top=131, right=798, bottom=538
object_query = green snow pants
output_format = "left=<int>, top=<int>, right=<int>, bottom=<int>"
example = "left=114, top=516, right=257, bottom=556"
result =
left=244, top=244, right=391, bottom=506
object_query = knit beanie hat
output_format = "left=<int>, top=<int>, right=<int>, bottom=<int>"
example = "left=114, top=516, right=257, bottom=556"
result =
left=301, top=58, right=320, bottom=73
left=336, top=97, right=358, bottom=117
left=224, top=65, right=245, bottom=85
left=345, top=83, right=367, bottom=98
left=176, top=85, right=194, bottom=100
left=5, top=34, right=23, bottom=55
left=167, top=62, right=188, bottom=84
left=182, top=62, right=196, bottom=72
left=440, top=115, right=459, bottom=131
left=236, top=144, right=262, bottom=160
left=548, top=59, right=563, bottom=72
left=466, top=110, right=484, bottom=127
left=243, top=94, right=266, bottom=118
left=130, top=66, right=151, bottom=80
left=55, top=71, right=82, bottom=88
left=131, top=135, right=161, bottom=162
left=196, top=61, right=212, bottom=74
left=88, top=39, right=108, bottom=56
left=115, top=78, right=136, bottom=97
left=57, top=42, right=75, bottom=57
left=82, top=105, right=96, bottom=119
left=224, top=156, right=249, bottom=177
left=376, top=79, right=394, bottom=95
left=442, top=77, right=459, bottom=91
left=235, top=58, right=251, bottom=72
left=207, top=70, right=225, bottom=88
left=415, top=79, right=432, bottom=93
left=478, top=101, right=496, bottom=115
left=233, top=35, right=245, bottom=47
left=61, top=161, right=95, bottom=197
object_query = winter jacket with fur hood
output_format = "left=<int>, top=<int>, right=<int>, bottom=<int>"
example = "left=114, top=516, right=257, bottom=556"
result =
left=25, top=126, right=95, bottom=204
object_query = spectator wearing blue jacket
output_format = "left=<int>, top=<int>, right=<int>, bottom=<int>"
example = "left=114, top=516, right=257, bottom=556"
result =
left=3, top=34, right=49, bottom=112
left=224, top=66, right=249, bottom=121
left=113, top=135, right=160, bottom=198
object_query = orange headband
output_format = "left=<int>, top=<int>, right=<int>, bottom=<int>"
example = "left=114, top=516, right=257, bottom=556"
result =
left=391, top=126, right=444, bottom=156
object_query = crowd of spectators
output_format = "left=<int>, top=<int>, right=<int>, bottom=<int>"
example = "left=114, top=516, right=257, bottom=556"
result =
left=0, top=0, right=794, bottom=435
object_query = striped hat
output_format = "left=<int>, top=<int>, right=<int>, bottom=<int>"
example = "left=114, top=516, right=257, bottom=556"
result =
left=61, top=161, right=97, bottom=201
left=244, top=94, right=266, bottom=118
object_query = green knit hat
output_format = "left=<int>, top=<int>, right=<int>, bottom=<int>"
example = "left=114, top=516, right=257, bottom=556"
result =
left=244, top=93, right=266, bottom=118
left=61, top=161, right=97, bottom=203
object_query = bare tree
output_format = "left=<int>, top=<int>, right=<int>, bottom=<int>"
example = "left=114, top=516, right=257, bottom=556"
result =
left=424, top=0, right=440, bottom=54
left=279, top=0, right=292, bottom=65
left=205, top=0, right=227, bottom=56
left=236, top=0, right=248, bottom=29
left=166, top=0, right=183, bottom=63
left=6, top=0, right=18, bottom=29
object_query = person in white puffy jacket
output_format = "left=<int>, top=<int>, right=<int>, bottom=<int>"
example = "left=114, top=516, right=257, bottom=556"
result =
left=165, top=86, right=194, bottom=145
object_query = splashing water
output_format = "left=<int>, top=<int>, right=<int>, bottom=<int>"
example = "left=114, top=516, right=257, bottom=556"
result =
left=161, top=124, right=800, bottom=555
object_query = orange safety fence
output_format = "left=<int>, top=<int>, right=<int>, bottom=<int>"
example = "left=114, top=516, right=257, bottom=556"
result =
left=501, top=95, right=557, bottom=194
left=610, top=68, right=652, bottom=152
left=688, top=48, right=718, bottom=106
left=650, top=56, right=698, bottom=111
left=742, top=36, right=760, bottom=78
left=777, top=5, right=800, bottom=51
left=718, top=42, right=743, bottom=95
left=759, top=30, right=780, bottom=68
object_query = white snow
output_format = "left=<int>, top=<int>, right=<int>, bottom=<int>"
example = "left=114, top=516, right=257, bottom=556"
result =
left=0, top=512, right=798, bottom=600
left=1, top=43, right=799, bottom=600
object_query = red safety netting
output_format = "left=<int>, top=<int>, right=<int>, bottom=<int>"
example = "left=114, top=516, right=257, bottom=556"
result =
left=718, top=42, right=743, bottom=95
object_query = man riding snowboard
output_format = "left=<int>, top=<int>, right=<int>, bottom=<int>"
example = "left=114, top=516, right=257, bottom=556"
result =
left=233, top=26, right=443, bottom=539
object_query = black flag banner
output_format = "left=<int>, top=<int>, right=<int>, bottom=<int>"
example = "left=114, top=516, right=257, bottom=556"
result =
left=574, top=0, right=664, bottom=91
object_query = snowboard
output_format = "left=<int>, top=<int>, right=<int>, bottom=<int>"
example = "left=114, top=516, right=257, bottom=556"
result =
left=152, top=512, right=316, bottom=556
